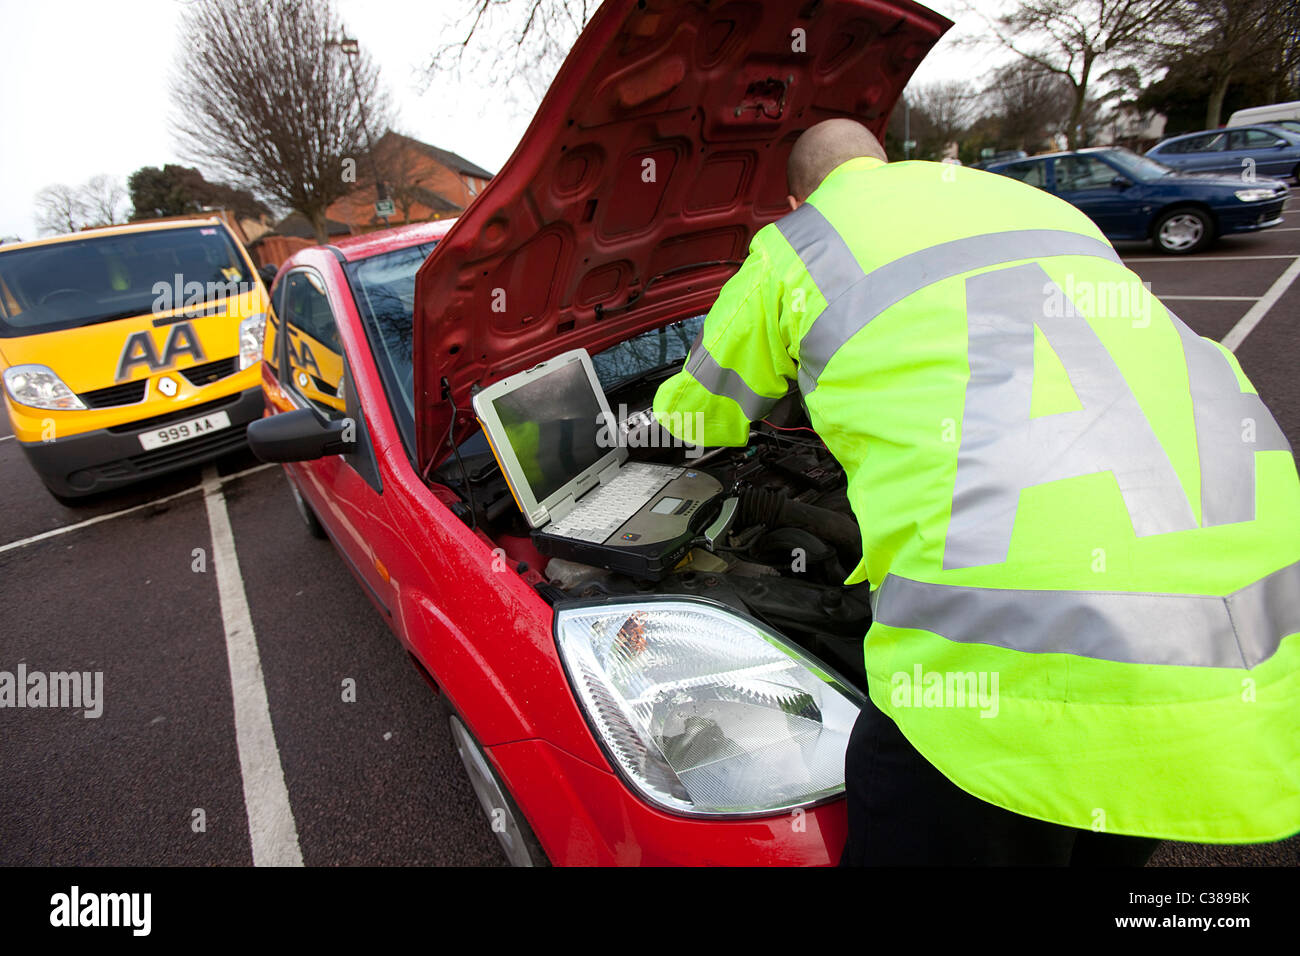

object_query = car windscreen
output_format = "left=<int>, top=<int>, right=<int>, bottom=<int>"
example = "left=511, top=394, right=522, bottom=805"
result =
left=591, top=316, right=705, bottom=392
left=350, top=242, right=669, bottom=462
left=443, top=315, right=708, bottom=467
left=1101, top=149, right=1173, bottom=181
left=0, top=225, right=254, bottom=338
left=346, top=242, right=439, bottom=442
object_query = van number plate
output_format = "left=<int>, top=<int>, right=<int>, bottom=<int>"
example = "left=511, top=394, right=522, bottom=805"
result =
left=138, top=411, right=232, bottom=450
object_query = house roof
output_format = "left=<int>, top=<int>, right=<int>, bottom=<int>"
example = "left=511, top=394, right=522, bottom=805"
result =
left=379, top=131, right=494, bottom=180
left=273, top=211, right=351, bottom=239
left=406, top=185, right=463, bottom=215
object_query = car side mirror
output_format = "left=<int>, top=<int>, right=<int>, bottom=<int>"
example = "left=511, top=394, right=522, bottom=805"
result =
left=258, top=263, right=279, bottom=285
left=247, top=408, right=351, bottom=462
left=1111, top=176, right=1132, bottom=189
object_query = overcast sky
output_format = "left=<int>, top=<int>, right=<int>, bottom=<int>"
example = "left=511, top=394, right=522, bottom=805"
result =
left=0, top=0, right=1003, bottom=241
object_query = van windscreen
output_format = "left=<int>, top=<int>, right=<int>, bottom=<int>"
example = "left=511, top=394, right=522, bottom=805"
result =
left=0, top=226, right=253, bottom=338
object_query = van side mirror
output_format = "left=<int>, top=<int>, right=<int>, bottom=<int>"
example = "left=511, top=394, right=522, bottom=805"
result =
left=258, top=263, right=279, bottom=285
left=248, top=408, right=351, bottom=462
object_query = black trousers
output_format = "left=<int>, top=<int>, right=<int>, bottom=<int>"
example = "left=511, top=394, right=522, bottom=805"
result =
left=839, top=693, right=1162, bottom=866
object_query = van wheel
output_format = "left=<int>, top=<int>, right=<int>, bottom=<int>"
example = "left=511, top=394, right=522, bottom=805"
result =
left=447, top=712, right=550, bottom=867
left=1154, top=208, right=1213, bottom=254
left=287, top=478, right=326, bottom=538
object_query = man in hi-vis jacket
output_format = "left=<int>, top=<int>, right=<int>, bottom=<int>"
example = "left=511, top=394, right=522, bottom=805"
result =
left=653, top=119, right=1300, bottom=865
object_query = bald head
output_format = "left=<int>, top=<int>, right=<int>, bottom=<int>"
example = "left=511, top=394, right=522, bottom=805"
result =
left=787, top=119, right=887, bottom=202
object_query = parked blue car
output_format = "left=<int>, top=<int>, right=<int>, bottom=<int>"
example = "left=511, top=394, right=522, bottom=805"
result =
left=1146, top=124, right=1300, bottom=181
left=985, top=147, right=1288, bottom=254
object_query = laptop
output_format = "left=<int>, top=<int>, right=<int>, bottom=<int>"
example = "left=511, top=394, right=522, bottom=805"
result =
left=472, top=348, right=724, bottom=579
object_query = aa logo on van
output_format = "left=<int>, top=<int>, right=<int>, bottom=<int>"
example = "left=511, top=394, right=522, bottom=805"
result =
left=286, top=328, right=323, bottom=381
left=116, top=322, right=206, bottom=381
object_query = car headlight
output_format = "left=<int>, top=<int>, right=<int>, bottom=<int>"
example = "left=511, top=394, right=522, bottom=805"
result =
left=2, top=364, right=86, bottom=410
left=238, top=312, right=267, bottom=370
left=1235, top=188, right=1276, bottom=202
left=555, top=598, right=865, bottom=817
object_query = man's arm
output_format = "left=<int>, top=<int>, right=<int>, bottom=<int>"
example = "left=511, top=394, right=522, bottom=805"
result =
left=652, top=237, right=796, bottom=447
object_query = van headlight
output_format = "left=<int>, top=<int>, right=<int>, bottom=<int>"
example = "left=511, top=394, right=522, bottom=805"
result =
left=2, top=364, right=86, bottom=410
left=238, top=312, right=267, bottom=370
left=554, top=598, right=865, bottom=817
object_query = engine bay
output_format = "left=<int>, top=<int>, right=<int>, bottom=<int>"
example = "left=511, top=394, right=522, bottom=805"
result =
left=435, top=370, right=872, bottom=689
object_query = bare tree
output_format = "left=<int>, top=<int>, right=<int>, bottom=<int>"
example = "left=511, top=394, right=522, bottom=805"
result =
left=171, top=0, right=390, bottom=242
left=80, top=174, right=127, bottom=227
left=967, top=0, right=1182, bottom=148
left=984, top=60, right=1077, bottom=150
left=33, top=184, right=89, bottom=236
left=908, top=80, right=979, bottom=155
left=425, top=0, right=594, bottom=108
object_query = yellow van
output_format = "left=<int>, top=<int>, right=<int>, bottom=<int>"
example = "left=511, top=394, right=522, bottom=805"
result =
left=0, top=218, right=268, bottom=499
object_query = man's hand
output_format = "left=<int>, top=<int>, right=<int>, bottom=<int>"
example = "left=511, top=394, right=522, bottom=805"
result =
left=619, top=407, right=669, bottom=449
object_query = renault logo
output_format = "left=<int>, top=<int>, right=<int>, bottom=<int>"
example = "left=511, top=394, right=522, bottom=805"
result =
left=157, top=376, right=178, bottom=398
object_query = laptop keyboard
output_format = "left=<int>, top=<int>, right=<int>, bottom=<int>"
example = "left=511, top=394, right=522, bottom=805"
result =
left=545, top=463, right=683, bottom=543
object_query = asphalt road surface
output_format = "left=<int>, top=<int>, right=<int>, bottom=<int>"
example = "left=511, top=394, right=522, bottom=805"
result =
left=2, top=191, right=1298, bottom=867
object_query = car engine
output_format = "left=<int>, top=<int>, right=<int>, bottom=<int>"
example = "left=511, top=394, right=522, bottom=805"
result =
left=437, top=389, right=872, bottom=690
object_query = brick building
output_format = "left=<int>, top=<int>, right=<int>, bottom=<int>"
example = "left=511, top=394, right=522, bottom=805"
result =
left=326, top=131, right=494, bottom=231
left=248, top=132, right=493, bottom=266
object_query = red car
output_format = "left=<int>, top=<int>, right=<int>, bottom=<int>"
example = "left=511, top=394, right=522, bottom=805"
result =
left=249, top=0, right=949, bottom=865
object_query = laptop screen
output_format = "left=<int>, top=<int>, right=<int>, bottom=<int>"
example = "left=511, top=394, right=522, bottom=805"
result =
left=489, top=357, right=607, bottom=504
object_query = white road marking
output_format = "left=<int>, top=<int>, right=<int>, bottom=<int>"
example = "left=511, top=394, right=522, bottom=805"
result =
left=1122, top=254, right=1299, bottom=262
left=218, top=460, right=277, bottom=483
left=1221, top=256, right=1300, bottom=351
left=1159, top=295, right=1260, bottom=301
left=0, top=435, right=13, bottom=442
left=201, top=465, right=304, bottom=868
left=0, top=462, right=274, bottom=554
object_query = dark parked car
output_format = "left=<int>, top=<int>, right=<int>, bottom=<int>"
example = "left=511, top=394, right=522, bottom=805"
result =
left=986, top=147, right=1288, bottom=254
left=1146, top=124, right=1300, bottom=181
left=971, top=148, right=1027, bottom=170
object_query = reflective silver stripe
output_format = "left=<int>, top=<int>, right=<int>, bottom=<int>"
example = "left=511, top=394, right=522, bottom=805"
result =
left=1173, top=316, right=1292, bottom=526
left=683, top=343, right=781, bottom=420
left=944, top=263, right=1196, bottom=569
left=775, top=203, right=862, bottom=305
left=777, top=224, right=1121, bottom=395
left=873, top=560, right=1300, bottom=669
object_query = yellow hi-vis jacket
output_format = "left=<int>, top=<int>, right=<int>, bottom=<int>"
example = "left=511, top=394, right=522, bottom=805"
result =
left=653, top=156, right=1300, bottom=843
